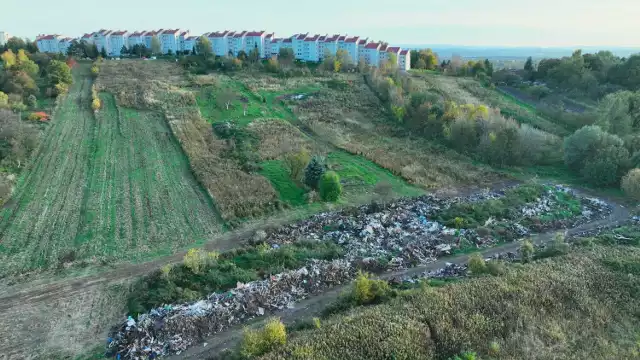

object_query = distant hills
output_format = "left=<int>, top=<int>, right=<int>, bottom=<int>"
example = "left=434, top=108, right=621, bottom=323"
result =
left=398, top=45, right=640, bottom=60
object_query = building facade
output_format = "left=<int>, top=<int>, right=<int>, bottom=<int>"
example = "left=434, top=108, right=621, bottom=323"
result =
left=160, top=29, right=180, bottom=54
left=36, top=34, right=62, bottom=53
left=109, top=31, right=128, bottom=56
left=0, top=32, right=10, bottom=46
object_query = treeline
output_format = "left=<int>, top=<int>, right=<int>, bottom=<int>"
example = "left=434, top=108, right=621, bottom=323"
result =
left=494, top=50, right=640, bottom=100
left=365, top=66, right=561, bottom=168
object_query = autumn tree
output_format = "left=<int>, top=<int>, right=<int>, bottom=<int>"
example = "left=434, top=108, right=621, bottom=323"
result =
left=196, top=36, right=212, bottom=58
left=47, top=60, right=72, bottom=87
left=151, top=35, right=161, bottom=55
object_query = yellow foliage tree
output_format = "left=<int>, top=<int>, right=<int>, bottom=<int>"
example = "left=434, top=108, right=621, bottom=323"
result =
left=0, top=92, right=8, bottom=108
left=1, top=50, right=16, bottom=68
left=285, top=149, right=311, bottom=181
left=240, top=318, right=287, bottom=357
left=91, top=98, right=101, bottom=111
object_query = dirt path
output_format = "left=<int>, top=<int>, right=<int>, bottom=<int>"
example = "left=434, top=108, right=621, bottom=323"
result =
left=171, top=196, right=630, bottom=359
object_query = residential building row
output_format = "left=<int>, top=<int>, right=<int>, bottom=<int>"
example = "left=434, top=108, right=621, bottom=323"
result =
left=0, top=31, right=10, bottom=46
left=34, top=29, right=411, bottom=70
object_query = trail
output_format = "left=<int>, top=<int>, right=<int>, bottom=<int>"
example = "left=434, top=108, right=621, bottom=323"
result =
left=172, top=196, right=629, bottom=360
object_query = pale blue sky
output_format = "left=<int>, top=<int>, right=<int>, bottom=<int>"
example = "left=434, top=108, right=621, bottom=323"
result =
left=2, top=0, right=639, bottom=47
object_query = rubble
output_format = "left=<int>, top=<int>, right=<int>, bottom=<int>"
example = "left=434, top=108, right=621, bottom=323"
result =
left=108, top=184, right=613, bottom=358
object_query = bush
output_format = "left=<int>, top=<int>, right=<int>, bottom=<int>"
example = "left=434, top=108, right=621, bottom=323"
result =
left=91, top=98, right=101, bottom=111
left=27, top=111, right=49, bottom=121
left=303, top=155, right=325, bottom=189
left=353, top=271, right=392, bottom=305
left=183, top=248, right=218, bottom=274
left=319, top=171, right=342, bottom=202
left=621, top=168, right=640, bottom=200
left=240, top=318, right=287, bottom=358
left=468, top=253, right=487, bottom=275
left=520, top=240, right=534, bottom=263
left=91, top=64, right=100, bottom=78
left=26, top=94, right=37, bottom=108
left=564, top=125, right=629, bottom=186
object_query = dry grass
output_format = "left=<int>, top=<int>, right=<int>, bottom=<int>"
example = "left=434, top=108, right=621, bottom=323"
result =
left=96, top=61, right=279, bottom=222
left=247, top=118, right=326, bottom=160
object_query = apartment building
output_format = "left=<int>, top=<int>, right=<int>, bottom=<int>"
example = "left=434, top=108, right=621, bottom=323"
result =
left=0, top=32, right=10, bottom=46
left=110, top=31, right=128, bottom=56
left=36, top=34, right=62, bottom=53
left=29, top=27, right=408, bottom=69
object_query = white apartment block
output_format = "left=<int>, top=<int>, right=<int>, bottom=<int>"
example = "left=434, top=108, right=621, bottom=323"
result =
left=244, top=31, right=267, bottom=58
left=209, top=30, right=231, bottom=57
left=109, top=31, right=128, bottom=56
left=160, top=29, right=180, bottom=54
left=229, top=31, right=248, bottom=57
left=29, top=27, right=407, bottom=68
left=399, top=49, right=411, bottom=71
left=293, top=33, right=307, bottom=60
left=0, top=32, right=10, bottom=46
left=36, top=34, right=62, bottom=53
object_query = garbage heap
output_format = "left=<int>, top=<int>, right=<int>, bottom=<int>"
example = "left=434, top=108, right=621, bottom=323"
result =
left=107, top=259, right=355, bottom=359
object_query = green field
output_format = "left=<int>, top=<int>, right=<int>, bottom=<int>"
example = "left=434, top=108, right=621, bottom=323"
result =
left=0, top=65, right=222, bottom=277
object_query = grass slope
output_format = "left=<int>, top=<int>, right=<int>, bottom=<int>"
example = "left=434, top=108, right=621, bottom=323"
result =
left=0, top=65, right=222, bottom=277
left=261, top=242, right=640, bottom=360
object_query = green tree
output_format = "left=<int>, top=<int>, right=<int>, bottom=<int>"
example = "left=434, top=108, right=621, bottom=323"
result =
left=418, top=49, right=438, bottom=70
left=100, top=47, right=107, bottom=58
left=621, top=168, right=640, bottom=200
left=596, top=91, right=640, bottom=135
left=26, top=94, right=37, bottom=108
left=14, top=49, right=39, bottom=78
left=415, top=58, right=427, bottom=70
left=319, top=171, right=342, bottom=202
left=524, top=56, right=534, bottom=72
left=120, top=45, right=128, bottom=55
left=484, top=59, right=494, bottom=76
left=303, top=155, right=325, bottom=189
left=47, top=60, right=73, bottom=87
left=196, top=36, right=213, bottom=58
left=151, top=35, right=161, bottom=55
left=520, top=240, right=534, bottom=263
left=285, top=149, right=311, bottom=181
left=468, top=253, right=487, bottom=275
left=248, top=45, right=260, bottom=63
left=0, top=92, right=8, bottom=108
left=564, top=125, right=629, bottom=186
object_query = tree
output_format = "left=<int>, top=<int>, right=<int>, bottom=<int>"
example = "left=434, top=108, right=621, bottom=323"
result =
left=237, top=50, right=248, bottom=61
left=519, top=240, right=534, bottom=263
left=248, top=45, right=260, bottom=63
left=468, top=253, right=487, bottom=275
left=196, top=36, right=212, bottom=58
left=26, top=94, right=37, bottom=108
left=319, top=171, right=342, bottom=202
left=14, top=50, right=39, bottom=78
left=524, top=56, right=534, bottom=72
left=484, top=59, right=494, bottom=76
left=279, top=48, right=294, bottom=67
left=621, top=168, right=640, bottom=200
left=303, top=155, right=325, bottom=189
left=120, top=45, right=128, bottom=56
left=596, top=91, right=640, bottom=135
left=1, top=50, right=16, bottom=68
left=100, top=47, right=107, bottom=58
left=151, top=35, right=161, bottom=55
left=285, top=149, right=310, bottom=181
left=47, top=60, right=73, bottom=87
left=0, top=92, right=8, bottom=108
left=564, top=125, right=629, bottom=186
left=415, top=58, right=427, bottom=70
left=4, top=38, right=26, bottom=53
left=265, top=58, right=279, bottom=73
left=417, top=49, right=438, bottom=70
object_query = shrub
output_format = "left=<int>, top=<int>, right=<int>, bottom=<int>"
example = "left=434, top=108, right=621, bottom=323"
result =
left=183, top=248, right=217, bottom=274
left=319, top=171, right=342, bottom=202
left=353, top=271, right=391, bottom=305
left=303, top=155, right=325, bottom=189
left=285, top=149, right=310, bottom=181
left=91, top=98, right=101, bottom=111
left=621, top=168, right=640, bottom=200
left=240, top=318, right=287, bottom=358
left=26, top=94, right=37, bottom=109
left=27, top=112, right=49, bottom=121
left=468, top=253, right=487, bottom=275
left=519, top=240, right=534, bottom=263
left=91, top=64, right=100, bottom=78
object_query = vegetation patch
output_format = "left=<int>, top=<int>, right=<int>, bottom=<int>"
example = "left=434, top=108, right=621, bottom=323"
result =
left=127, top=241, right=344, bottom=315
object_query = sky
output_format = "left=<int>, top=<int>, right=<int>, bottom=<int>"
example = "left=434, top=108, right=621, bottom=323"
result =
left=2, top=0, right=640, bottom=47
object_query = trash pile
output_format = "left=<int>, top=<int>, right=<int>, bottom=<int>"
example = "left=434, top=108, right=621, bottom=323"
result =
left=108, top=184, right=613, bottom=359
left=107, top=259, right=354, bottom=359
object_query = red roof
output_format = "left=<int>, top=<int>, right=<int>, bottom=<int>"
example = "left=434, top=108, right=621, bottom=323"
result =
left=180, top=31, right=188, bottom=36
left=338, top=35, right=347, bottom=41
left=386, top=46, right=400, bottom=53
left=318, top=35, right=327, bottom=41
left=210, top=30, right=230, bottom=37
left=364, top=42, right=380, bottom=49
left=304, top=34, right=320, bottom=42
left=324, top=34, right=339, bottom=42
left=187, top=36, right=198, bottom=40
left=233, top=31, right=247, bottom=38
left=246, top=31, right=266, bottom=36
left=296, top=33, right=308, bottom=40
left=345, top=37, right=359, bottom=43
left=82, top=33, right=93, bottom=39
left=380, top=44, right=388, bottom=51
left=400, top=49, right=410, bottom=55
left=39, top=35, right=57, bottom=40
left=265, top=33, right=274, bottom=38
left=112, top=30, right=127, bottom=36
left=358, top=39, right=366, bottom=45
left=283, top=38, right=293, bottom=43
left=163, top=29, right=180, bottom=35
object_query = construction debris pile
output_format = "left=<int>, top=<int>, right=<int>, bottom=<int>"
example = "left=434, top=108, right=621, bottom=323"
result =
left=107, top=259, right=354, bottom=359
left=108, top=185, right=612, bottom=358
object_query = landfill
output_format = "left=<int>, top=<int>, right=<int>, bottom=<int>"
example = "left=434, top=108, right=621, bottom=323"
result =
left=108, top=184, right=612, bottom=358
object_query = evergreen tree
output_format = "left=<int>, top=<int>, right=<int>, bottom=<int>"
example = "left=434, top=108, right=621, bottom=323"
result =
left=100, top=47, right=107, bottom=58
left=304, top=156, right=326, bottom=189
